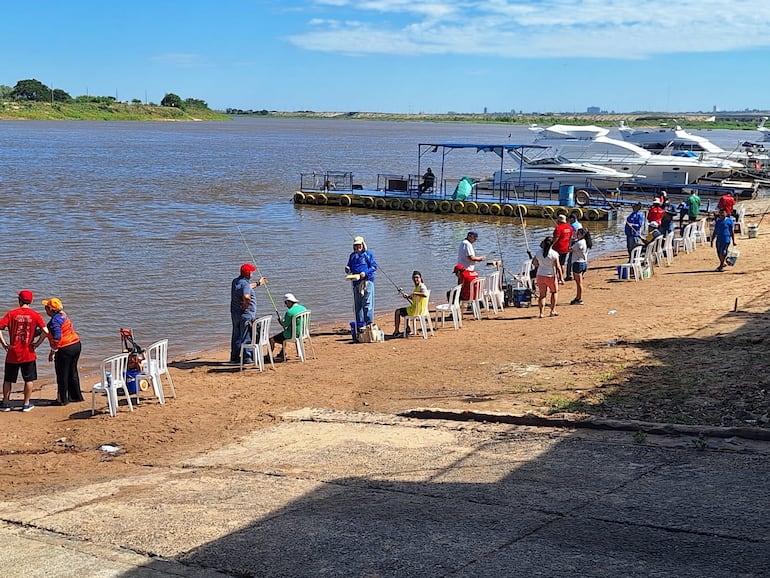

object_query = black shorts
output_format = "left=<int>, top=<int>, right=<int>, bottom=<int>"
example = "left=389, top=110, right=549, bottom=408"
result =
left=4, top=361, right=38, bottom=384
left=558, top=252, right=569, bottom=265
left=273, top=333, right=287, bottom=344
left=396, top=307, right=408, bottom=318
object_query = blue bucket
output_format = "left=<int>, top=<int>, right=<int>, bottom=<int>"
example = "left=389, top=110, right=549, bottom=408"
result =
left=558, top=185, right=575, bottom=207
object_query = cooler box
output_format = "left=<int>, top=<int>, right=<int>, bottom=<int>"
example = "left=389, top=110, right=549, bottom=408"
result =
left=125, top=368, right=141, bottom=394
left=513, top=288, right=532, bottom=307
left=616, top=265, right=629, bottom=280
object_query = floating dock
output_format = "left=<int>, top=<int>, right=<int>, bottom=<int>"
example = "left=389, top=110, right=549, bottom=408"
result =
left=293, top=190, right=616, bottom=221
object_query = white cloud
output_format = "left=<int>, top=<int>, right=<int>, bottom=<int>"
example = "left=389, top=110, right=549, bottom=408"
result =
left=289, top=0, right=770, bottom=58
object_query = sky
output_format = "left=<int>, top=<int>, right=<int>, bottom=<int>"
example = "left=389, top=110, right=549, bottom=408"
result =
left=4, top=0, right=770, bottom=114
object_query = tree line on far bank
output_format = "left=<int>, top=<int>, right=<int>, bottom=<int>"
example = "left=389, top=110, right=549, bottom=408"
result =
left=0, top=79, right=211, bottom=111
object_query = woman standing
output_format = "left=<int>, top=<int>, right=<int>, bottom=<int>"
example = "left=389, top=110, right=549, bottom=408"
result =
left=570, top=228, right=592, bottom=305
left=42, top=297, right=84, bottom=405
left=532, top=237, right=562, bottom=318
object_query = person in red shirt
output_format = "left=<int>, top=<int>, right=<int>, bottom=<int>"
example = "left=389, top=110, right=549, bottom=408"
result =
left=451, top=264, right=479, bottom=302
left=647, top=200, right=665, bottom=225
left=0, top=290, right=49, bottom=412
left=551, top=215, right=573, bottom=282
left=717, top=192, right=736, bottom=217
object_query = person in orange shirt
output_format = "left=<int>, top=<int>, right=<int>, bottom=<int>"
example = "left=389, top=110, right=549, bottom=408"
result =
left=43, top=297, right=84, bottom=405
left=0, top=290, right=49, bottom=412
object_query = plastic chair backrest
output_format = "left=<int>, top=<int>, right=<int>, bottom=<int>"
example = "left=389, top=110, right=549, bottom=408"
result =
left=449, top=284, right=462, bottom=307
left=254, top=315, right=272, bottom=347
left=290, top=310, right=311, bottom=340
left=103, top=352, right=129, bottom=388
left=629, top=245, right=643, bottom=264
left=468, top=277, right=485, bottom=300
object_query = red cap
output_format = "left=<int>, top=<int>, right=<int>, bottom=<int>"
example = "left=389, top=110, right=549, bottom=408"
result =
left=453, top=264, right=465, bottom=273
left=18, top=289, right=34, bottom=304
left=240, top=263, right=257, bottom=275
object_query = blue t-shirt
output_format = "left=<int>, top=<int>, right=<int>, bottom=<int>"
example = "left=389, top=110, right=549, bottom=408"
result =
left=714, top=216, right=734, bottom=244
left=231, top=276, right=256, bottom=318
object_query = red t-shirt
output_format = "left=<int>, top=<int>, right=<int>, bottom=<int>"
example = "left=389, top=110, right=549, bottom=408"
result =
left=0, top=306, right=47, bottom=363
left=647, top=205, right=665, bottom=224
left=552, top=223, right=573, bottom=254
left=717, top=194, right=735, bottom=215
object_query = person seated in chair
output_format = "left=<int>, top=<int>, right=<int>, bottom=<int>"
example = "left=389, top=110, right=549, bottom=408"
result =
left=270, top=293, right=307, bottom=361
left=418, top=168, right=435, bottom=195
left=392, top=271, right=428, bottom=338
left=448, top=264, right=479, bottom=312
left=642, top=221, right=663, bottom=245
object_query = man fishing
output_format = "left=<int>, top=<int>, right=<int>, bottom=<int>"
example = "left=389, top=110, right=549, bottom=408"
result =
left=345, top=236, right=378, bottom=326
left=230, top=263, right=266, bottom=365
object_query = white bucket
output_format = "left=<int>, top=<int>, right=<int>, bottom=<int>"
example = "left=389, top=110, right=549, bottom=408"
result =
left=747, top=223, right=759, bottom=239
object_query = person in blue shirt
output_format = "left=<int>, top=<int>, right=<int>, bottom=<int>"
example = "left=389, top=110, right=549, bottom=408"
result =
left=624, top=202, right=645, bottom=258
left=230, top=263, right=266, bottom=364
left=711, top=208, right=736, bottom=272
left=345, top=236, right=378, bottom=326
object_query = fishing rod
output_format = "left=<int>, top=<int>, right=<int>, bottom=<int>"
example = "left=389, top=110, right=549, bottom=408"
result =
left=236, top=223, right=280, bottom=317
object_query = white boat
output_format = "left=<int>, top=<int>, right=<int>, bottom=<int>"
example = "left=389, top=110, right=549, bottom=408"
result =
left=489, top=144, right=639, bottom=190
left=531, top=124, right=741, bottom=184
left=617, top=121, right=759, bottom=164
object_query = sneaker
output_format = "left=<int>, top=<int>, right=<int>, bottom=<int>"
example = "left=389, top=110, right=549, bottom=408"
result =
left=405, top=327, right=412, bottom=336
left=570, top=298, right=584, bottom=305
left=1, top=403, right=10, bottom=412
left=22, top=403, right=34, bottom=412
left=391, top=331, right=403, bottom=338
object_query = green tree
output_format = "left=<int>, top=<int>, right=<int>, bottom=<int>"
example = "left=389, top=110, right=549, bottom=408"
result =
left=10, top=79, right=52, bottom=102
left=0, top=85, right=12, bottom=99
left=161, top=93, right=182, bottom=108
left=52, top=88, right=72, bottom=102
left=183, top=97, right=208, bottom=109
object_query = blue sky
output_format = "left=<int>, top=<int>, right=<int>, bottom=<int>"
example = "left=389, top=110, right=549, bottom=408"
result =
left=4, top=0, right=770, bottom=114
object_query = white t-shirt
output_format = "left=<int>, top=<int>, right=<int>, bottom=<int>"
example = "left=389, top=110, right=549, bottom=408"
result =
left=534, top=249, right=560, bottom=277
left=458, top=239, right=476, bottom=270
left=571, top=239, right=588, bottom=263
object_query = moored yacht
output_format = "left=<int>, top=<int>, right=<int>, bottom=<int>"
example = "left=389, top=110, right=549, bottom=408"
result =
left=531, top=124, right=741, bottom=184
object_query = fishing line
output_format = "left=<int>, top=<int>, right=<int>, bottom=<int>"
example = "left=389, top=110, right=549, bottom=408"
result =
left=236, top=223, right=280, bottom=316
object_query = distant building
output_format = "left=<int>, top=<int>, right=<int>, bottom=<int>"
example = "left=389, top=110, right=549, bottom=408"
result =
left=587, top=106, right=601, bottom=114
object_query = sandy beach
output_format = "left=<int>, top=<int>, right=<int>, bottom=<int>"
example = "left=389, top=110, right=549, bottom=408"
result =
left=1, top=198, right=769, bottom=501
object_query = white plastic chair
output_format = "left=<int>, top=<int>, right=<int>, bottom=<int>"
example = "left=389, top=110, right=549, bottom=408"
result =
left=650, top=235, right=666, bottom=268
left=617, top=245, right=643, bottom=281
left=674, top=223, right=697, bottom=254
left=91, top=353, right=133, bottom=417
left=139, top=339, right=177, bottom=401
left=404, top=290, right=435, bottom=339
left=694, top=218, right=709, bottom=246
left=662, top=231, right=675, bottom=266
left=240, top=315, right=274, bottom=372
left=467, top=277, right=487, bottom=320
left=512, top=259, right=534, bottom=291
left=435, top=284, right=462, bottom=330
left=287, top=310, right=315, bottom=363
left=483, top=271, right=504, bottom=314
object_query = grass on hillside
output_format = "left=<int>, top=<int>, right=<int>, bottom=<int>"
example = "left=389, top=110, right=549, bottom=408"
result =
left=0, top=100, right=229, bottom=121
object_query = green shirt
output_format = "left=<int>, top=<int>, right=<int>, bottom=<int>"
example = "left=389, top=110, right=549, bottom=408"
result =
left=282, top=303, right=307, bottom=339
left=687, top=194, right=701, bottom=218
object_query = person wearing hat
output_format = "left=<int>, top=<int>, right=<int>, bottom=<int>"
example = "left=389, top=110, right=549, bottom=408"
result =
left=457, top=231, right=484, bottom=271
left=345, top=236, right=378, bottom=326
left=270, top=293, right=308, bottom=360
left=230, top=263, right=267, bottom=364
left=450, top=263, right=479, bottom=303
left=647, top=199, right=665, bottom=226
left=42, top=297, right=84, bottom=405
left=551, top=215, right=573, bottom=283
left=0, top=290, right=49, bottom=412
left=642, top=220, right=663, bottom=245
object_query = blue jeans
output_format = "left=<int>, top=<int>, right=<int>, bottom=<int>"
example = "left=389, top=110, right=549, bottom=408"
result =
left=352, top=281, right=375, bottom=325
left=231, top=312, right=254, bottom=362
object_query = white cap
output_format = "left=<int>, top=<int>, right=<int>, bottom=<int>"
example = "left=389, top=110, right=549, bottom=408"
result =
left=283, top=293, right=298, bottom=303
